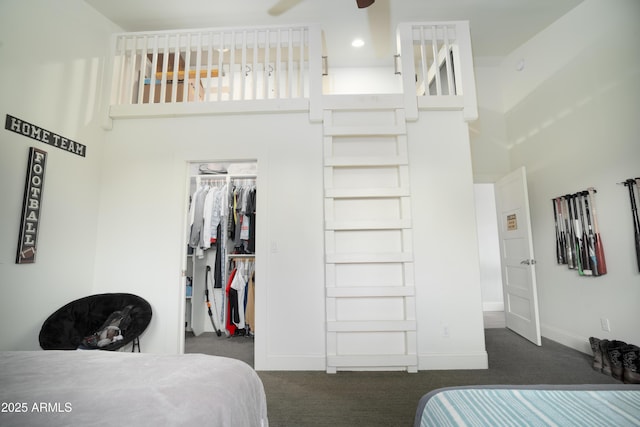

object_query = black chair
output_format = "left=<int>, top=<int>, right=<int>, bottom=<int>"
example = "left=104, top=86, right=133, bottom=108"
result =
left=39, top=293, right=152, bottom=352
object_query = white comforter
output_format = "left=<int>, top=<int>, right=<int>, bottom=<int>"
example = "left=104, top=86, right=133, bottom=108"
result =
left=0, top=351, right=268, bottom=427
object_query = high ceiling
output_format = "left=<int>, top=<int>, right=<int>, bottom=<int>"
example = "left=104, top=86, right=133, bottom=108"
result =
left=85, top=0, right=583, bottom=67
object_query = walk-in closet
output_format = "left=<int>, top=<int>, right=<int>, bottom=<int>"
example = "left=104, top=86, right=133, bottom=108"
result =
left=183, top=161, right=257, bottom=366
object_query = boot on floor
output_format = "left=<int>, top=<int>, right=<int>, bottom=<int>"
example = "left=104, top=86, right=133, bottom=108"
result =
left=589, top=337, right=602, bottom=372
left=622, top=345, right=640, bottom=384
left=607, top=341, right=629, bottom=381
left=600, top=339, right=616, bottom=376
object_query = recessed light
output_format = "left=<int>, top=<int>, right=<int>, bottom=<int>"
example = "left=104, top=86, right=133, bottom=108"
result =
left=351, top=38, right=365, bottom=48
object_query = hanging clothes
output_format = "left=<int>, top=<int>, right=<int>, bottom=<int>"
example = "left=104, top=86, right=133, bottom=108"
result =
left=225, top=268, right=237, bottom=336
left=224, top=259, right=255, bottom=336
left=189, top=184, right=209, bottom=258
left=213, top=223, right=223, bottom=288
left=187, top=174, right=257, bottom=337
left=232, top=188, right=243, bottom=248
left=227, top=182, right=257, bottom=254
left=230, top=266, right=247, bottom=329
left=247, top=188, right=257, bottom=253
left=245, top=271, right=255, bottom=333
left=201, top=186, right=216, bottom=250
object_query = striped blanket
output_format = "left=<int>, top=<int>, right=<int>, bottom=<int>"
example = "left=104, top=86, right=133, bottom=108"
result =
left=415, top=385, right=640, bottom=427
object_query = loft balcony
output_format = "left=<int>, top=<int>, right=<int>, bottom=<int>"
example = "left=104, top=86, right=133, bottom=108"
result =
left=105, top=21, right=477, bottom=122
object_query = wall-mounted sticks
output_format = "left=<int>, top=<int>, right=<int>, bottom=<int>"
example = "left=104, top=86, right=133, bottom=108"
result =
left=552, top=189, right=606, bottom=276
left=620, top=178, right=640, bottom=273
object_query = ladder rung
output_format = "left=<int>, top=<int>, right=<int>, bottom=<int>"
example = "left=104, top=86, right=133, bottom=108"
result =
left=324, top=125, right=405, bottom=137
left=325, top=154, right=408, bottom=167
left=327, top=320, right=416, bottom=332
left=326, top=286, right=415, bottom=298
left=326, top=252, right=413, bottom=264
left=325, top=187, right=410, bottom=198
left=325, top=219, right=411, bottom=231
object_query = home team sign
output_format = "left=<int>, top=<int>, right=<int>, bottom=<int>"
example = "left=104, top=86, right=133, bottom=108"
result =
left=5, top=114, right=86, bottom=157
left=16, top=147, right=47, bottom=264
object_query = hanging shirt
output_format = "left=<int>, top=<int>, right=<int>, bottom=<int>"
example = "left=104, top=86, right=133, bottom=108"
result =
left=211, top=184, right=227, bottom=242
left=230, top=267, right=247, bottom=329
left=247, top=188, right=257, bottom=253
left=225, top=269, right=237, bottom=336
left=201, top=186, right=217, bottom=250
left=189, top=185, right=208, bottom=249
left=240, top=215, right=250, bottom=240
left=245, top=271, right=255, bottom=332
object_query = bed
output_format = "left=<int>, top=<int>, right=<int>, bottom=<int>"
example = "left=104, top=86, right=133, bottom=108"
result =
left=414, top=384, right=640, bottom=427
left=0, top=351, right=268, bottom=427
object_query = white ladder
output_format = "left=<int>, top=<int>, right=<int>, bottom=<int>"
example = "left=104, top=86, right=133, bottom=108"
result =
left=323, top=95, right=418, bottom=373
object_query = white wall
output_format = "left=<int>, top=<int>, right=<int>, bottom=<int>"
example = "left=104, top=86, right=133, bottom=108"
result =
left=474, top=184, right=504, bottom=311
left=469, top=63, right=511, bottom=183
left=98, top=107, right=488, bottom=370
left=324, top=67, right=402, bottom=94
left=0, top=1, right=120, bottom=350
left=94, top=113, right=326, bottom=368
left=0, top=0, right=486, bottom=371
left=409, top=111, right=487, bottom=369
left=500, top=0, right=640, bottom=351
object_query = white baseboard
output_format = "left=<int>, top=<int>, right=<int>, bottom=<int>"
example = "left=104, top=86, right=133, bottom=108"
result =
left=258, top=355, right=327, bottom=371
left=418, top=351, right=488, bottom=370
left=540, top=323, right=592, bottom=355
left=482, top=302, right=504, bottom=312
left=257, top=352, right=490, bottom=371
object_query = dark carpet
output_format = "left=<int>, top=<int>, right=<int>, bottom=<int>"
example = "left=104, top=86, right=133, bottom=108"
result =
left=185, top=330, right=254, bottom=366
left=186, top=329, right=618, bottom=427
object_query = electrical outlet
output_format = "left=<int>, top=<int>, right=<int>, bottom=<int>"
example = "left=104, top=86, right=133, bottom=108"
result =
left=600, top=318, right=611, bottom=332
left=442, top=324, right=450, bottom=338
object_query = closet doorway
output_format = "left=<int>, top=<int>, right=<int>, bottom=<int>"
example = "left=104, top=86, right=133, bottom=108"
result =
left=182, top=160, right=257, bottom=367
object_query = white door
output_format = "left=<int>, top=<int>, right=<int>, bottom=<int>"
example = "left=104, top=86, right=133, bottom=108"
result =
left=495, top=167, right=541, bottom=345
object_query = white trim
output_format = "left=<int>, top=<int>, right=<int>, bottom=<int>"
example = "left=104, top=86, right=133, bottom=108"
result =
left=418, top=351, right=488, bottom=370
left=482, top=302, right=505, bottom=312
left=110, top=98, right=309, bottom=119
left=261, top=355, right=327, bottom=371
left=540, top=323, right=593, bottom=355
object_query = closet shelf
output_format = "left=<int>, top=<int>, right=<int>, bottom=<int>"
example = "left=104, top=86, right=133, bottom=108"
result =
left=325, top=219, right=411, bottom=231
left=324, top=154, right=408, bottom=167
left=325, top=187, right=410, bottom=199
left=192, top=173, right=257, bottom=180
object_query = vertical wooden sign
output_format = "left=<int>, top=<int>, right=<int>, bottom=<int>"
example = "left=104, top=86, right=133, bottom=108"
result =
left=16, top=147, right=47, bottom=264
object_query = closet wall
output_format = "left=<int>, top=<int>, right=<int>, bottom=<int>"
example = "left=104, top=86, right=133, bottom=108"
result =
left=184, top=161, right=257, bottom=341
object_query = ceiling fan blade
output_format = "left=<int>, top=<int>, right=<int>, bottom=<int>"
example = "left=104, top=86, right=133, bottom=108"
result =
left=268, top=0, right=304, bottom=16
left=356, top=0, right=375, bottom=8
left=367, top=0, right=391, bottom=58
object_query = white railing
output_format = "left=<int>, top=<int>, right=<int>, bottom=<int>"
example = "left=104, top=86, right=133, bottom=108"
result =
left=396, top=21, right=477, bottom=121
left=105, top=22, right=476, bottom=124
left=107, top=24, right=322, bottom=120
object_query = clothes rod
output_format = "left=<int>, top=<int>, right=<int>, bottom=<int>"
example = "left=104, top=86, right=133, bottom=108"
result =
left=193, top=174, right=256, bottom=179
